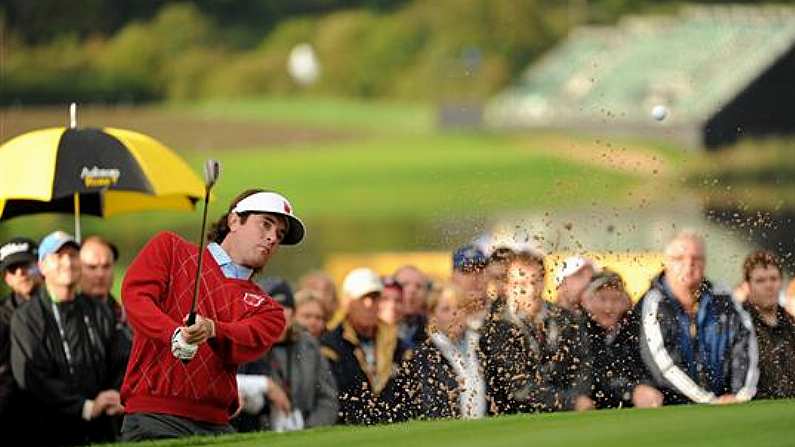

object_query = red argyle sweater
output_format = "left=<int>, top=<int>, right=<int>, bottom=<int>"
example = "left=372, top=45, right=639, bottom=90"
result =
left=120, top=232, right=285, bottom=424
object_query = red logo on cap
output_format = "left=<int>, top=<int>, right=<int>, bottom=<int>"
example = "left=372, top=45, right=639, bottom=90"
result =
left=283, top=201, right=291, bottom=214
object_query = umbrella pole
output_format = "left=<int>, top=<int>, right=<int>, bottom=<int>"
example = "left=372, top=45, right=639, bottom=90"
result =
left=69, top=102, right=77, bottom=129
left=70, top=104, right=81, bottom=242
left=73, top=193, right=81, bottom=242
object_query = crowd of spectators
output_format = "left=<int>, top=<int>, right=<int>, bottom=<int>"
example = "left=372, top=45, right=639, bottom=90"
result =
left=1, top=228, right=794, bottom=445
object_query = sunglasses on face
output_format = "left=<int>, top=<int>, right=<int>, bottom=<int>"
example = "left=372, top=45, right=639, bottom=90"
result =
left=5, top=262, right=38, bottom=275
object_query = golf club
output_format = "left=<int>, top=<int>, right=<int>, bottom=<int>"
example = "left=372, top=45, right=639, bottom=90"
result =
left=186, top=159, right=221, bottom=328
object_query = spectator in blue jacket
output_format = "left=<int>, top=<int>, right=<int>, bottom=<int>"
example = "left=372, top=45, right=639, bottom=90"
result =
left=637, top=231, right=758, bottom=405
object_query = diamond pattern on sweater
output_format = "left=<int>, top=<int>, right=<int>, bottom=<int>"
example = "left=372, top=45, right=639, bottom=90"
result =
left=121, top=232, right=284, bottom=422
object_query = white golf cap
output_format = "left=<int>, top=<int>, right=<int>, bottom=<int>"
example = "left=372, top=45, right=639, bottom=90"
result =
left=232, top=191, right=305, bottom=245
left=342, top=267, right=383, bottom=300
left=554, top=256, right=594, bottom=287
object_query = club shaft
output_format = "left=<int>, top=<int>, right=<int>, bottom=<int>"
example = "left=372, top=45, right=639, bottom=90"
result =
left=187, top=190, right=211, bottom=327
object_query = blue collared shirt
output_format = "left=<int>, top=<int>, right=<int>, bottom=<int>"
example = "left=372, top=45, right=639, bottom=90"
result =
left=207, top=242, right=253, bottom=280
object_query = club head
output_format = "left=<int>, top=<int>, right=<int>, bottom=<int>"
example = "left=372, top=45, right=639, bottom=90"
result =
left=203, top=159, right=221, bottom=189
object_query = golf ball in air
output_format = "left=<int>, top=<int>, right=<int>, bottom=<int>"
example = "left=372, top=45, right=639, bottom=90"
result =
left=287, top=43, right=320, bottom=86
left=651, top=105, right=668, bottom=121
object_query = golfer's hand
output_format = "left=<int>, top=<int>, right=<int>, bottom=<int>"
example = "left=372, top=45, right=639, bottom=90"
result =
left=266, top=380, right=292, bottom=414
left=182, top=315, right=216, bottom=344
left=171, top=328, right=198, bottom=360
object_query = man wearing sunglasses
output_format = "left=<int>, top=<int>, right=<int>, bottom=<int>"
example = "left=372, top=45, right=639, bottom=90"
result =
left=1, top=237, right=42, bottom=307
left=0, top=237, right=42, bottom=429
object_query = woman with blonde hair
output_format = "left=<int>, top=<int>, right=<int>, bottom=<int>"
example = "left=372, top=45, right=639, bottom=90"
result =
left=396, top=282, right=487, bottom=420
left=293, top=289, right=328, bottom=339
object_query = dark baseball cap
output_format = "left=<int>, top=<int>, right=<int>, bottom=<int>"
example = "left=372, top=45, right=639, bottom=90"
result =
left=259, top=277, right=295, bottom=309
left=0, top=237, right=38, bottom=271
left=453, top=244, right=487, bottom=273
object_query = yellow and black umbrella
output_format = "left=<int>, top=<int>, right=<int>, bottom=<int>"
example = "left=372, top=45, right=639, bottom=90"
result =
left=0, top=120, right=207, bottom=240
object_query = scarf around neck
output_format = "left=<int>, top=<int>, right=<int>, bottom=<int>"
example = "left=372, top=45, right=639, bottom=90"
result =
left=430, top=330, right=487, bottom=419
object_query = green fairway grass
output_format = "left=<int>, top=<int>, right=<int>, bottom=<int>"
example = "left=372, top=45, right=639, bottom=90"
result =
left=108, top=399, right=795, bottom=447
left=181, top=132, right=642, bottom=219
left=183, top=96, right=435, bottom=134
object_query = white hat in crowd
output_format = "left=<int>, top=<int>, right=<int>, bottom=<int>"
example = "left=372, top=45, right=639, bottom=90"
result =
left=342, top=267, right=383, bottom=300
left=555, top=256, right=595, bottom=287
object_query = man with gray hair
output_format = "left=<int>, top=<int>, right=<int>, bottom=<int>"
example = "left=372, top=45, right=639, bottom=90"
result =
left=636, top=230, right=758, bottom=406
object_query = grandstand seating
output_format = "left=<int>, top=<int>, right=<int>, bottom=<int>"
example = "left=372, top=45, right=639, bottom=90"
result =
left=485, top=6, right=795, bottom=134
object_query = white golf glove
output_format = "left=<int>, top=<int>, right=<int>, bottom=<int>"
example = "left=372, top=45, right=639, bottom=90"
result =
left=171, top=328, right=198, bottom=360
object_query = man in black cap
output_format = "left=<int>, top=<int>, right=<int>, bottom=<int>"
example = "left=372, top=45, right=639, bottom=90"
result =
left=236, top=277, right=337, bottom=432
left=0, top=237, right=42, bottom=428
left=0, top=237, right=42, bottom=305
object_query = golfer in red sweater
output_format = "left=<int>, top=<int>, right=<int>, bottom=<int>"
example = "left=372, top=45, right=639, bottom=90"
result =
left=119, top=189, right=305, bottom=441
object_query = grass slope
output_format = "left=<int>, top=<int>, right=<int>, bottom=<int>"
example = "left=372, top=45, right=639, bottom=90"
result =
left=110, top=399, right=795, bottom=447
left=183, top=96, right=435, bottom=134
left=182, top=132, right=642, bottom=220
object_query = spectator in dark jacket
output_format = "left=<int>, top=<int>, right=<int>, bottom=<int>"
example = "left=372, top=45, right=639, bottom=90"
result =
left=581, top=270, right=663, bottom=409
left=235, top=278, right=337, bottom=432
left=396, top=282, right=487, bottom=420
left=11, top=231, right=128, bottom=446
left=479, top=249, right=593, bottom=414
left=79, top=235, right=132, bottom=358
left=741, top=251, right=795, bottom=399
left=0, top=237, right=42, bottom=430
left=637, top=231, right=758, bottom=405
left=321, top=268, right=411, bottom=425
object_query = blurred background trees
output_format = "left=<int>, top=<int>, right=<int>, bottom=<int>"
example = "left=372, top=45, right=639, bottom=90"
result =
left=1, top=0, right=793, bottom=104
